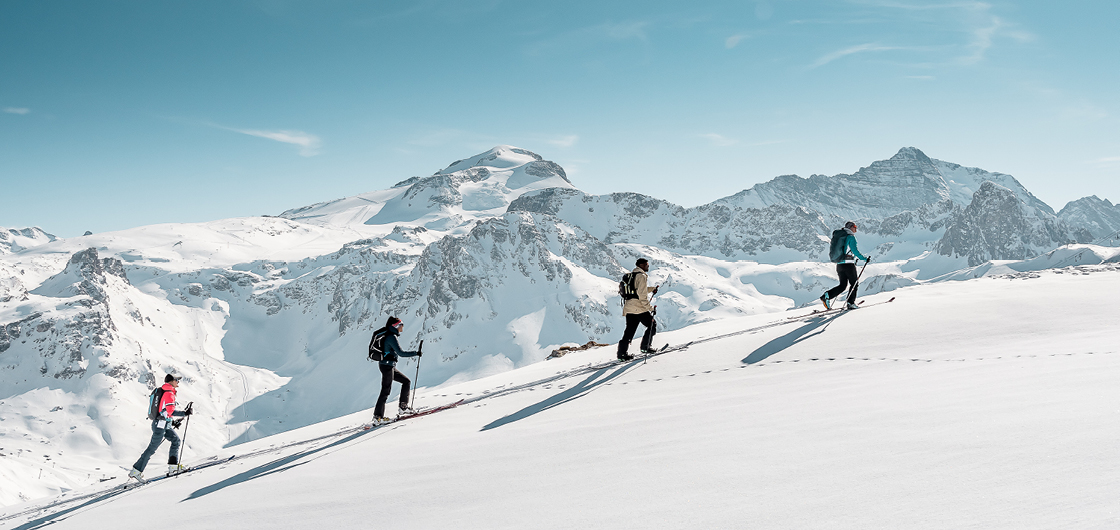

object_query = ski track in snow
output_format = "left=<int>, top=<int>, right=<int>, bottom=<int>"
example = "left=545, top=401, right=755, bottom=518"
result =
left=3, top=146, right=1120, bottom=519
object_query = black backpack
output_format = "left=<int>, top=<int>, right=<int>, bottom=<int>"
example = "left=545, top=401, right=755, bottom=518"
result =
left=368, top=327, right=389, bottom=362
left=147, top=387, right=166, bottom=420
left=618, top=272, right=640, bottom=300
left=828, top=229, right=849, bottom=263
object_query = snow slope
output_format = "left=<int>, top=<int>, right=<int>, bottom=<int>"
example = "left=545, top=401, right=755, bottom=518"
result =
left=3, top=264, right=1118, bottom=529
left=2, top=145, right=1118, bottom=508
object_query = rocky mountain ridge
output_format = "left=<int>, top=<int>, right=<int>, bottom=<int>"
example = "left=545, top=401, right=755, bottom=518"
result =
left=0, top=145, right=1115, bottom=505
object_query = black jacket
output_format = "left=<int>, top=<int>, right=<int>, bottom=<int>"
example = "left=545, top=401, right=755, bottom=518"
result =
left=377, top=326, right=420, bottom=367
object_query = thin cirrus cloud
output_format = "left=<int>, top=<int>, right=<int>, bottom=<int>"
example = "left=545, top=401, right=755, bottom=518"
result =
left=3, top=107, right=30, bottom=115
left=845, top=1, right=1034, bottom=65
left=525, top=20, right=650, bottom=56
left=701, top=133, right=737, bottom=147
left=220, top=125, right=323, bottom=156
left=809, top=43, right=898, bottom=69
left=725, top=34, right=748, bottom=49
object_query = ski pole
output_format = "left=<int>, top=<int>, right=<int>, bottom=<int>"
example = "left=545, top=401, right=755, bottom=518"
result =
left=645, top=286, right=659, bottom=364
left=846, top=260, right=869, bottom=302
left=410, top=340, right=423, bottom=410
left=177, top=402, right=193, bottom=466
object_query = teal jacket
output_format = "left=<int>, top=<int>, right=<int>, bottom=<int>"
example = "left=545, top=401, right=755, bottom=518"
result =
left=841, top=228, right=868, bottom=263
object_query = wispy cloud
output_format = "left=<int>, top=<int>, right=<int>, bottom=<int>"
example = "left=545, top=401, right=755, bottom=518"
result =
left=844, top=0, right=1034, bottom=65
left=547, top=135, right=579, bottom=148
left=1092, top=156, right=1120, bottom=165
left=158, top=115, right=324, bottom=156
left=216, top=125, right=322, bottom=156
left=725, top=34, right=748, bottom=49
left=525, top=20, right=651, bottom=56
left=238, top=129, right=321, bottom=156
left=701, top=133, right=738, bottom=147
left=3, top=107, right=30, bottom=115
left=809, top=43, right=898, bottom=68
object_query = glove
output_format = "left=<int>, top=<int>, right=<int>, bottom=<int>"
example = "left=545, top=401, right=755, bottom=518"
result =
left=652, top=286, right=659, bottom=295
left=183, top=406, right=193, bottom=417
left=172, top=419, right=183, bottom=429
left=417, top=351, right=423, bottom=358
left=866, top=256, right=872, bottom=263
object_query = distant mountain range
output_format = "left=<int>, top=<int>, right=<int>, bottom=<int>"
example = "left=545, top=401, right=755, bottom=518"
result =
left=2, top=145, right=1119, bottom=505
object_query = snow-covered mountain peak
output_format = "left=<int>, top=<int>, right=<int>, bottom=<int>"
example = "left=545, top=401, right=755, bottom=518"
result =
left=438, top=145, right=544, bottom=174
left=888, top=146, right=934, bottom=163
left=1058, top=195, right=1120, bottom=240
left=0, top=226, right=56, bottom=254
left=280, top=146, right=573, bottom=230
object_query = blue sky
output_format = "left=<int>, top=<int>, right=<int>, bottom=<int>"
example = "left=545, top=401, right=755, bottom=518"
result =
left=2, top=1, right=1118, bottom=237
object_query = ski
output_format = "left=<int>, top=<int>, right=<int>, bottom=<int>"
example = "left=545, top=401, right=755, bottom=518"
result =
left=787, top=297, right=894, bottom=320
left=116, top=455, right=235, bottom=488
left=615, top=342, right=693, bottom=365
left=363, top=399, right=466, bottom=430
left=397, top=399, right=465, bottom=421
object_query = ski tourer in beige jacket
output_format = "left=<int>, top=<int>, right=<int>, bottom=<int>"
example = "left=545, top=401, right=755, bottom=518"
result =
left=623, top=266, right=657, bottom=315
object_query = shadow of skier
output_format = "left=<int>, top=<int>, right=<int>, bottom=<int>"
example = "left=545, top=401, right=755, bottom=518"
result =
left=481, top=361, right=642, bottom=431
left=10, top=489, right=131, bottom=530
left=183, top=425, right=394, bottom=502
left=742, top=312, right=847, bottom=365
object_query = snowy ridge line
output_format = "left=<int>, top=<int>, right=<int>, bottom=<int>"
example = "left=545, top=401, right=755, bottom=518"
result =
left=447, top=300, right=898, bottom=406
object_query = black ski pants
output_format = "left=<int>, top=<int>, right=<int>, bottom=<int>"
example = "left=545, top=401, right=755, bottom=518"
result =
left=618, top=311, right=656, bottom=356
left=825, top=263, right=859, bottom=303
left=374, top=363, right=411, bottom=418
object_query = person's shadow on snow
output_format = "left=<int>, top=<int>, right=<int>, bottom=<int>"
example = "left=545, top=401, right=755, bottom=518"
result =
left=481, top=361, right=642, bottom=431
left=741, top=312, right=847, bottom=365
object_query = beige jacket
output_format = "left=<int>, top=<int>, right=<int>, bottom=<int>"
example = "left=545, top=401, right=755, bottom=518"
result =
left=623, top=267, right=657, bottom=315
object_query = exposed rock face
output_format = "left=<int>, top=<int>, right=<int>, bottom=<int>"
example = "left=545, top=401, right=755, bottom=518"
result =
left=1059, top=195, right=1120, bottom=240
left=715, top=147, right=948, bottom=219
left=13, top=248, right=133, bottom=378
left=935, top=182, right=1080, bottom=266
left=509, top=189, right=831, bottom=261
left=3, top=145, right=1114, bottom=505
left=509, top=148, right=1084, bottom=266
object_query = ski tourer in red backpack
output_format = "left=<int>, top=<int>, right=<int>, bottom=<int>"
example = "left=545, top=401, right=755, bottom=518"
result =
left=128, top=374, right=193, bottom=481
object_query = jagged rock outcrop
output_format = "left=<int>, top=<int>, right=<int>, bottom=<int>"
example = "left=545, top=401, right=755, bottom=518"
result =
left=935, top=182, right=1082, bottom=266
left=509, top=189, right=832, bottom=261
left=4, top=145, right=1115, bottom=506
left=1059, top=195, right=1120, bottom=241
left=16, top=248, right=132, bottom=378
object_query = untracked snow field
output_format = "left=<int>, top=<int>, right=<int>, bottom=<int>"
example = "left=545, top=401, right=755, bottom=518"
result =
left=3, top=266, right=1118, bottom=529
